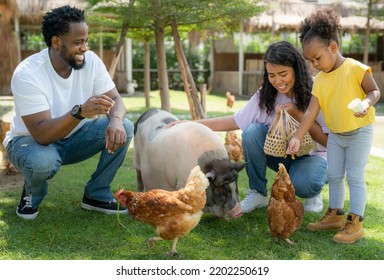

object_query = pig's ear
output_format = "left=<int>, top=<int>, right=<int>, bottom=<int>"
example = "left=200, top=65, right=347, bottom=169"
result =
left=205, top=170, right=216, bottom=182
left=234, top=161, right=247, bottom=172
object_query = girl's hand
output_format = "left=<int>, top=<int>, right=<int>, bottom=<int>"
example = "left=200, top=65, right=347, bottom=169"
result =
left=287, top=137, right=301, bottom=155
left=354, top=100, right=370, bottom=118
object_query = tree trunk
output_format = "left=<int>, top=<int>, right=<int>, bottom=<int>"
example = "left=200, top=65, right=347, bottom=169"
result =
left=171, top=18, right=205, bottom=119
left=208, top=34, right=215, bottom=92
left=363, top=0, right=372, bottom=65
left=171, top=19, right=196, bottom=119
left=199, top=84, right=207, bottom=118
left=108, top=0, right=135, bottom=79
left=144, top=41, right=151, bottom=109
left=109, top=22, right=128, bottom=79
left=154, top=2, right=170, bottom=112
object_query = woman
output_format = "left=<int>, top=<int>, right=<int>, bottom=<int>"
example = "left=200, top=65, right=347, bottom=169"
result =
left=169, top=41, right=329, bottom=217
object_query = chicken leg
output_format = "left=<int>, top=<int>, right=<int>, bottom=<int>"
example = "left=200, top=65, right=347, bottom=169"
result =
left=146, top=237, right=179, bottom=256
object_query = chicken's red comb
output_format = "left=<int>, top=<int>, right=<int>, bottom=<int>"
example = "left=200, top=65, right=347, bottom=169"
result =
left=115, top=188, right=125, bottom=199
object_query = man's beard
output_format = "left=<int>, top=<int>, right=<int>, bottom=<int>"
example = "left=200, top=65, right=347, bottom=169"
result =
left=59, top=46, right=86, bottom=70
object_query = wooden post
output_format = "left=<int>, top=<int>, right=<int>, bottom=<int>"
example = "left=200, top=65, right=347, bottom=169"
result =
left=199, top=84, right=207, bottom=118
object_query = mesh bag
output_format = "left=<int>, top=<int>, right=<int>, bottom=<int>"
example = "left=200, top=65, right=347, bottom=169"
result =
left=283, top=109, right=315, bottom=157
left=264, top=109, right=315, bottom=157
left=263, top=111, right=287, bottom=157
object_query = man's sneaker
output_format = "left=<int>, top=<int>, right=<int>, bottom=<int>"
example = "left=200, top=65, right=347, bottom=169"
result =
left=81, top=195, right=128, bottom=214
left=16, top=187, right=39, bottom=220
left=304, top=193, right=323, bottom=213
left=240, top=189, right=269, bottom=213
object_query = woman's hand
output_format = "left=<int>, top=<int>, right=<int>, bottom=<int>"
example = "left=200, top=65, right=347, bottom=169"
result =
left=276, top=102, right=298, bottom=116
left=164, top=120, right=187, bottom=128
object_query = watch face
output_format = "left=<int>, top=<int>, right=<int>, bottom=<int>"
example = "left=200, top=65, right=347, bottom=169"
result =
left=72, top=105, right=80, bottom=115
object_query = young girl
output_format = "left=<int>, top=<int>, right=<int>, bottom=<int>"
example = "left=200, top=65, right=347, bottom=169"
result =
left=287, top=8, right=381, bottom=244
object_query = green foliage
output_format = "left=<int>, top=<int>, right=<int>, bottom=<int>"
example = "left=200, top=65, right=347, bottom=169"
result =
left=88, top=32, right=119, bottom=50
left=20, top=32, right=45, bottom=51
left=235, top=32, right=298, bottom=53
left=341, top=33, right=378, bottom=54
left=86, top=0, right=266, bottom=39
left=131, top=36, right=211, bottom=91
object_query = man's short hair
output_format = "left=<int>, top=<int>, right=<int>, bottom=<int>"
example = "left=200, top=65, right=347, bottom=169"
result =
left=42, top=5, right=85, bottom=47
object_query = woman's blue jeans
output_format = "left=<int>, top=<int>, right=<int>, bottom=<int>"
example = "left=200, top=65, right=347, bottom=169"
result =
left=6, top=117, right=134, bottom=208
left=241, top=123, right=327, bottom=198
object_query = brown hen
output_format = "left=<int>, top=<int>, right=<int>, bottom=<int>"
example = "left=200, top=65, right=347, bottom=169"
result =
left=224, top=131, right=243, bottom=162
left=115, top=165, right=208, bottom=256
left=0, top=119, right=16, bottom=175
left=226, top=91, right=235, bottom=110
left=267, top=163, right=304, bottom=244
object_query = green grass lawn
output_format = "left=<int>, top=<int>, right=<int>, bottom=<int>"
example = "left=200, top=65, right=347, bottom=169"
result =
left=0, top=91, right=383, bottom=260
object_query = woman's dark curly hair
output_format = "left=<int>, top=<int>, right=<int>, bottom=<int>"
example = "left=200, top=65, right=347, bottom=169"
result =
left=258, top=41, right=313, bottom=115
left=299, top=7, right=341, bottom=47
left=42, top=5, right=85, bottom=47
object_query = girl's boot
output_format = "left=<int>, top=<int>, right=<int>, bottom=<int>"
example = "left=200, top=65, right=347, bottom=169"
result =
left=307, top=207, right=345, bottom=231
left=332, top=213, right=364, bottom=244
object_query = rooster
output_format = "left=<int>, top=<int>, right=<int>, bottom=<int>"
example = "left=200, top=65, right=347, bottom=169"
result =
left=224, top=131, right=243, bottom=162
left=115, top=165, right=209, bottom=256
left=0, top=119, right=16, bottom=175
left=226, top=91, right=235, bottom=110
left=267, top=163, right=304, bottom=244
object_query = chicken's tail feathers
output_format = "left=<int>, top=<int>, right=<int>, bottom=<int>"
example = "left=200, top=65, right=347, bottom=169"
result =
left=277, top=163, right=291, bottom=183
left=185, top=165, right=209, bottom=193
left=278, top=163, right=287, bottom=174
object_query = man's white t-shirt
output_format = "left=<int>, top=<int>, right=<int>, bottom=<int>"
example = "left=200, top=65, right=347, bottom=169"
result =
left=3, top=49, right=115, bottom=147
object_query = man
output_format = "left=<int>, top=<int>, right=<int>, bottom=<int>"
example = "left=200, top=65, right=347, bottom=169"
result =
left=3, top=5, right=133, bottom=220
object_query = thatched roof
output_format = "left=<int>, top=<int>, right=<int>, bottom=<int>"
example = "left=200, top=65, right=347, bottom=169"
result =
left=246, top=0, right=384, bottom=33
left=16, top=0, right=88, bottom=28
left=15, top=0, right=384, bottom=33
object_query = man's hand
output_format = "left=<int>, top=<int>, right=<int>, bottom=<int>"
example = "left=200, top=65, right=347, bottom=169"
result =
left=81, top=95, right=115, bottom=118
left=105, top=117, right=126, bottom=153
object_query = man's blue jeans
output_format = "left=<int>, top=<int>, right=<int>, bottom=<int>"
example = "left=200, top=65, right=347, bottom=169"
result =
left=6, top=117, right=134, bottom=208
left=241, top=123, right=327, bottom=198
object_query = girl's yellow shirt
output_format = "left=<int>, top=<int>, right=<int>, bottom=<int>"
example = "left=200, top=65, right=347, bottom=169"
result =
left=312, top=58, right=376, bottom=133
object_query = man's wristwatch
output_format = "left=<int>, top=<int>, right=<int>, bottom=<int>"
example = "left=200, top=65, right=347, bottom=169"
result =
left=70, top=105, right=84, bottom=120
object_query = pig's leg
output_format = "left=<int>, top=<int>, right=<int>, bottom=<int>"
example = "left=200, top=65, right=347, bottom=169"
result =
left=136, top=170, right=144, bottom=192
